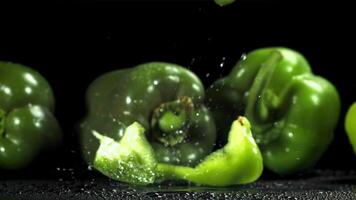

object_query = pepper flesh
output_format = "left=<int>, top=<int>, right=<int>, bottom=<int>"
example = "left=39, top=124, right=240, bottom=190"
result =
left=93, top=122, right=157, bottom=185
left=206, top=48, right=340, bottom=175
left=345, top=103, right=356, bottom=154
left=0, top=61, right=62, bottom=169
left=93, top=117, right=263, bottom=186
left=157, top=116, right=263, bottom=186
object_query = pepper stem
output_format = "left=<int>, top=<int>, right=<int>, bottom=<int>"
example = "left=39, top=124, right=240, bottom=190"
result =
left=151, top=96, right=194, bottom=147
left=159, top=111, right=187, bottom=133
left=0, top=108, right=5, bottom=137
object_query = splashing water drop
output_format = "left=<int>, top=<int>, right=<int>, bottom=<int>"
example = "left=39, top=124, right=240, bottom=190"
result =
left=190, top=58, right=196, bottom=67
left=240, top=53, right=247, bottom=60
left=219, top=57, right=226, bottom=68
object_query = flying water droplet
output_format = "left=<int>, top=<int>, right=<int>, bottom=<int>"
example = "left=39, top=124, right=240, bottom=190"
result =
left=87, top=165, right=93, bottom=171
left=190, top=58, right=196, bottom=66
left=219, top=57, right=226, bottom=68
left=240, top=53, right=247, bottom=60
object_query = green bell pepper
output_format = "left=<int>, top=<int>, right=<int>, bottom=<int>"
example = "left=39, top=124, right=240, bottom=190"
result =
left=206, top=47, right=340, bottom=175
left=214, top=0, right=236, bottom=6
left=345, top=103, right=356, bottom=154
left=80, top=62, right=263, bottom=185
left=0, top=61, right=62, bottom=170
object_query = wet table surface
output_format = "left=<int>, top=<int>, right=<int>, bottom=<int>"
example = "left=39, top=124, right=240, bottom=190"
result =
left=1, top=170, right=356, bottom=200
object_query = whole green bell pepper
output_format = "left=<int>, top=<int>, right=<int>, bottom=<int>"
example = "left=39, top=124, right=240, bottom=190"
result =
left=345, top=103, right=356, bottom=154
left=206, top=47, right=340, bottom=175
left=80, top=62, right=263, bottom=185
left=0, top=61, right=62, bottom=170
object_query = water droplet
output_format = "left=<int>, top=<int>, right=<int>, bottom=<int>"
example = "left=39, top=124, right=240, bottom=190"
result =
left=163, top=156, right=170, bottom=162
left=288, top=132, right=294, bottom=138
left=205, top=73, right=210, bottom=77
left=198, top=148, right=204, bottom=153
left=125, top=96, right=132, bottom=104
left=240, top=53, right=247, bottom=60
left=219, top=57, right=226, bottom=68
left=190, top=58, right=196, bottom=66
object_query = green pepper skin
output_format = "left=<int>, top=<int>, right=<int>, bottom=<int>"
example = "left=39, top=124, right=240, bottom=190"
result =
left=345, top=103, right=356, bottom=154
left=80, top=62, right=217, bottom=167
left=0, top=61, right=62, bottom=170
left=206, top=48, right=340, bottom=175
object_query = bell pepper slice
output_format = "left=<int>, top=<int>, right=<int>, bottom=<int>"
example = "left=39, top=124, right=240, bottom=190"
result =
left=93, top=117, right=263, bottom=186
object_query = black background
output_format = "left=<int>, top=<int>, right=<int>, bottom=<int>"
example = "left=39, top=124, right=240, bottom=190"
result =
left=0, top=0, right=355, bottom=179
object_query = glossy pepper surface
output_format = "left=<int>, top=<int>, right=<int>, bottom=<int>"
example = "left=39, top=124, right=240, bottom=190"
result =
left=345, top=103, right=356, bottom=154
left=80, top=62, right=263, bottom=185
left=0, top=61, right=62, bottom=169
left=206, top=48, right=340, bottom=175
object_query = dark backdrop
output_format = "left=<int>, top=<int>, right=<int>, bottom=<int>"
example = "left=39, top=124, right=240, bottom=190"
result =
left=0, top=0, right=354, bottom=179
